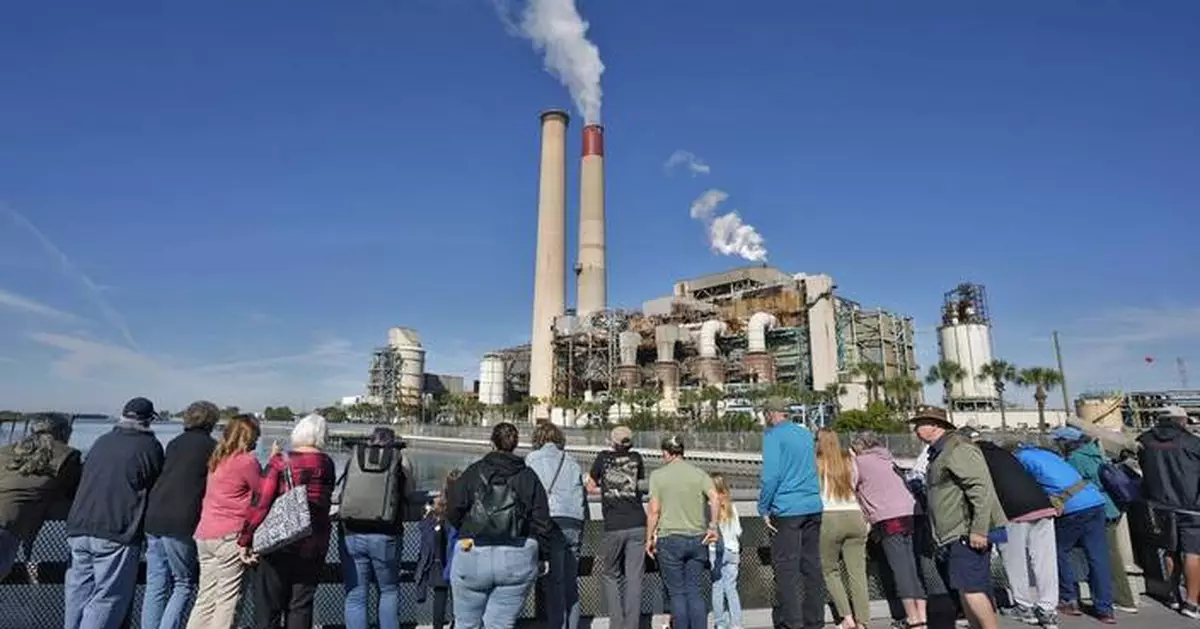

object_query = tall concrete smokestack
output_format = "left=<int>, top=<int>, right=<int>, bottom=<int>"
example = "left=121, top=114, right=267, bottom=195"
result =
left=576, top=124, right=606, bottom=320
left=529, top=110, right=569, bottom=421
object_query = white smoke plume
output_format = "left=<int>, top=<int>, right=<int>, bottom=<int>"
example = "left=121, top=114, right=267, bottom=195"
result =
left=688, top=189, right=768, bottom=262
left=665, top=150, right=711, bottom=176
left=492, top=0, right=605, bottom=123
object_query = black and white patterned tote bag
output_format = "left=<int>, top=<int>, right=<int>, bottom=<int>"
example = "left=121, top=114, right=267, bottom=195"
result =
left=252, top=457, right=313, bottom=555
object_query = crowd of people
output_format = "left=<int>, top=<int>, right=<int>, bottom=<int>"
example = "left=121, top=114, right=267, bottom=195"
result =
left=0, top=396, right=1197, bottom=629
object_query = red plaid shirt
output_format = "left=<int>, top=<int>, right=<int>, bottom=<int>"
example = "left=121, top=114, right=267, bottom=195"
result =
left=239, top=450, right=336, bottom=559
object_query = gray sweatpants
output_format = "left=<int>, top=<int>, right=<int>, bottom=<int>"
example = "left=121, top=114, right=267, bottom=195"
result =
left=1000, top=517, right=1058, bottom=613
left=599, top=528, right=646, bottom=629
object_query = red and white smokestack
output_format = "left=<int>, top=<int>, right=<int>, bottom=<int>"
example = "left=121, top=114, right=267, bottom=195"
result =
left=529, top=109, right=569, bottom=421
left=575, top=124, right=606, bottom=320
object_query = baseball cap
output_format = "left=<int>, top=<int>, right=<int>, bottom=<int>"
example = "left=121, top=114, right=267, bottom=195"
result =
left=122, top=397, right=160, bottom=422
left=1050, top=426, right=1086, bottom=442
left=610, top=426, right=633, bottom=446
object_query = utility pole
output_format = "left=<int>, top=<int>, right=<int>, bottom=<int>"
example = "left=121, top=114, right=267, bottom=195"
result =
left=1179, top=357, right=1190, bottom=389
left=1053, top=331, right=1070, bottom=413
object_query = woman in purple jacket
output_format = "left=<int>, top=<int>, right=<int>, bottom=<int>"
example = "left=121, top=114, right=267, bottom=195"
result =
left=851, top=432, right=927, bottom=629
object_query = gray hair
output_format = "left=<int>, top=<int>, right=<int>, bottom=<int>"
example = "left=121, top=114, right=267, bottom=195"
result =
left=850, top=431, right=883, bottom=453
left=291, top=413, right=328, bottom=449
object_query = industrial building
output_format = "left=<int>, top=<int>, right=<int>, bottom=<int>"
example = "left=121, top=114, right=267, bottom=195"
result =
left=485, top=265, right=920, bottom=419
left=937, top=283, right=999, bottom=410
left=481, top=109, right=921, bottom=423
left=361, top=328, right=467, bottom=417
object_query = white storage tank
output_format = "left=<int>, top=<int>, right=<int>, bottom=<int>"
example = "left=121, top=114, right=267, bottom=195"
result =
left=478, top=354, right=507, bottom=406
left=938, top=323, right=996, bottom=400
left=387, top=327, right=425, bottom=407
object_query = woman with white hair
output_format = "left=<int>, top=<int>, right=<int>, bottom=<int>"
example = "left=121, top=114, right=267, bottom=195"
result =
left=239, top=414, right=337, bottom=629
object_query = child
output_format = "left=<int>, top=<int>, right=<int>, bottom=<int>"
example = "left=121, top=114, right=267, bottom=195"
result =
left=709, top=473, right=743, bottom=629
left=416, top=470, right=460, bottom=629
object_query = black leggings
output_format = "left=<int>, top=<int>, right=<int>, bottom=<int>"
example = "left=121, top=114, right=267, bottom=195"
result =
left=251, top=551, right=322, bottom=629
left=432, top=585, right=453, bottom=629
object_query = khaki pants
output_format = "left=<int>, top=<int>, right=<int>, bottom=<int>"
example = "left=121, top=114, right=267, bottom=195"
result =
left=1106, top=519, right=1136, bottom=608
left=186, top=535, right=245, bottom=629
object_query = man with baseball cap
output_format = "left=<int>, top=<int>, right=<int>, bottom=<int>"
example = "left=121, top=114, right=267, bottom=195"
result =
left=757, top=396, right=824, bottom=629
left=1138, top=404, right=1200, bottom=617
left=586, top=426, right=647, bottom=629
left=910, top=407, right=1005, bottom=629
left=64, top=397, right=165, bottom=629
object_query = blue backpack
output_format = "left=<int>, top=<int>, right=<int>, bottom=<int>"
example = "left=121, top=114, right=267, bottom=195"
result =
left=1099, top=462, right=1141, bottom=507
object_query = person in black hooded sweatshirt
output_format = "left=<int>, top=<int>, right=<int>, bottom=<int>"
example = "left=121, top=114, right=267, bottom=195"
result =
left=1138, top=405, right=1200, bottom=617
left=141, top=401, right=219, bottom=629
left=448, top=422, right=553, bottom=629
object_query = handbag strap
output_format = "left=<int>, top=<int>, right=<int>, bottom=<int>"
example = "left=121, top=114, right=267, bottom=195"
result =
left=278, top=453, right=296, bottom=491
left=548, top=451, right=567, bottom=491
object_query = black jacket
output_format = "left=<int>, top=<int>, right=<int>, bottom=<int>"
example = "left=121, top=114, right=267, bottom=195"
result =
left=145, top=427, right=217, bottom=538
left=448, top=451, right=552, bottom=553
left=66, top=424, right=165, bottom=545
left=976, top=440, right=1053, bottom=519
left=1138, top=422, right=1200, bottom=510
left=0, top=441, right=82, bottom=542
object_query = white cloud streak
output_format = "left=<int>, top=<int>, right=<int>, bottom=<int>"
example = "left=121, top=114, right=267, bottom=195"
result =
left=0, top=288, right=82, bottom=323
left=664, top=150, right=711, bottom=176
left=0, top=202, right=137, bottom=349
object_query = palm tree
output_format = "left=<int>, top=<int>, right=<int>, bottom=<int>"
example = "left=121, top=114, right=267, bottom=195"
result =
left=925, top=360, right=967, bottom=420
left=1017, top=367, right=1064, bottom=434
left=883, top=376, right=923, bottom=412
left=851, top=361, right=886, bottom=405
left=978, top=359, right=1019, bottom=431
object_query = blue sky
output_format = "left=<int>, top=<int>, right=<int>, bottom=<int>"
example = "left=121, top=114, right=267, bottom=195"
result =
left=1, top=0, right=1197, bottom=412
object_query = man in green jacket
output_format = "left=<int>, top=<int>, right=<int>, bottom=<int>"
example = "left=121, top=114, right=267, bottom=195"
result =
left=910, top=407, right=1007, bottom=629
left=1051, top=426, right=1138, bottom=613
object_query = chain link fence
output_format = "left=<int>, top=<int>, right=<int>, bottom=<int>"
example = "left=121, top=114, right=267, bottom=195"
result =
left=0, top=511, right=1114, bottom=629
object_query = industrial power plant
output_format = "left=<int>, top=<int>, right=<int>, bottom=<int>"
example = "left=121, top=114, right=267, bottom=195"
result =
left=478, top=109, right=922, bottom=424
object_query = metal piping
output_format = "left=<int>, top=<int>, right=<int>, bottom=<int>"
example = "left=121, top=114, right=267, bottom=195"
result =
left=748, top=312, right=778, bottom=353
left=699, top=320, right=727, bottom=358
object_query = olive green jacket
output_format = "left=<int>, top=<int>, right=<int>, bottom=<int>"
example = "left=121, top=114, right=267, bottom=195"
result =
left=925, top=433, right=1007, bottom=546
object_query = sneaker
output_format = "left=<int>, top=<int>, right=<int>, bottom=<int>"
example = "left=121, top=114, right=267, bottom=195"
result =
left=1182, top=603, right=1200, bottom=619
left=1057, top=602, right=1083, bottom=617
left=1096, top=614, right=1117, bottom=625
left=1003, top=605, right=1038, bottom=625
left=1034, top=608, right=1059, bottom=629
left=1112, top=604, right=1139, bottom=614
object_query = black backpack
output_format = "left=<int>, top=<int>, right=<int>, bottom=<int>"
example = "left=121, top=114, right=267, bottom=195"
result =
left=463, top=467, right=526, bottom=542
left=339, top=443, right=406, bottom=526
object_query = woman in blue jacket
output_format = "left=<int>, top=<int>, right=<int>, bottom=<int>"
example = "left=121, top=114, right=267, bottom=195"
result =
left=1010, top=442, right=1116, bottom=623
left=1051, top=428, right=1138, bottom=613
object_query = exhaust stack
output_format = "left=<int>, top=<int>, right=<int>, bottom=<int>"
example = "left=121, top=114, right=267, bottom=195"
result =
left=576, top=124, right=606, bottom=320
left=529, top=110, right=570, bottom=420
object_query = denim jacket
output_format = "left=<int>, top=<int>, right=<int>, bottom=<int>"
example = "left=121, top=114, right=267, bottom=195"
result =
left=525, top=444, right=586, bottom=521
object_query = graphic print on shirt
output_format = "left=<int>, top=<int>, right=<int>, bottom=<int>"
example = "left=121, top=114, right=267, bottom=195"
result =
left=602, top=453, right=640, bottom=500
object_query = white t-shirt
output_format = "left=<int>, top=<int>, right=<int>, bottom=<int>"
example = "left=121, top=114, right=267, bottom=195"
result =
left=717, top=503, right=742, bottom=553
left=821, top=459, right=861, bottom=512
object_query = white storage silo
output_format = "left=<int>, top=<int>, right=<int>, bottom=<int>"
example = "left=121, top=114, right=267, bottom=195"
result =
left=387, top=327, right=426, bottom=407
left=937, top=284, right=998, bottom=403
left=479, top=354, right=507, bottom=406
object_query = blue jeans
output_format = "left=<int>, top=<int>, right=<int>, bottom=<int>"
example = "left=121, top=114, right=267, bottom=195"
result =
left=711, top=549, right=742, bottom=629
left=141, top=535, right=199, bottom=629
left=340, top=532, right=402, bottom=629
left=451, top=539, right=538, bottom=629
left=656, top=535, right=708, bottom=629
left=0, top=528, right=18, bottom=581
left=1055, top=506, right=1113, bottom=615
left=63, top=535, right=141, bottom=629
left=543, top=518, right=583, bottom=629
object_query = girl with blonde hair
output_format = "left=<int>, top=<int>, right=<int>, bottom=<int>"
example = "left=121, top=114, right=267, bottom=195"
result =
left=708, top=473, right=743, bottom=629
left=816, top=429, right=871, bottom=629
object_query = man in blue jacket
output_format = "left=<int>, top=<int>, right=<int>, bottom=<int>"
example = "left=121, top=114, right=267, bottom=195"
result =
left=758, top=397, right=824, bottom=629
left=1011, top=442, right=1116, bottom=624
left=64, top=397, right=165, bottom=629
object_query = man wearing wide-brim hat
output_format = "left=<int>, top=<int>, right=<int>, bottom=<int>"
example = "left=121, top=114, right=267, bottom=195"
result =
left=909, top=407, right=1006, bottom=629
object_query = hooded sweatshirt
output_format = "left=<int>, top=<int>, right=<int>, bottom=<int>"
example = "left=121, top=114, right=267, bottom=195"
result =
left=1013, top=445, right=1106, bottom=516
left=1138, top=422, right=1200, bottom=511
left=852, top=446, right=915, bottom=524
left=449, top=451, right=553, bottom=553
left=1063, top=441, right=1120, bottom=520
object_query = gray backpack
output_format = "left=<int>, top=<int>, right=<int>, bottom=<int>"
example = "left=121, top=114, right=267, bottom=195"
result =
left=338, top=443, right=407, bottom=525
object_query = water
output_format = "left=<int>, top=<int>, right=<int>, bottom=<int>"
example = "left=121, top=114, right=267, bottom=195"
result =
left=15, top=419, right=477, bottom=492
